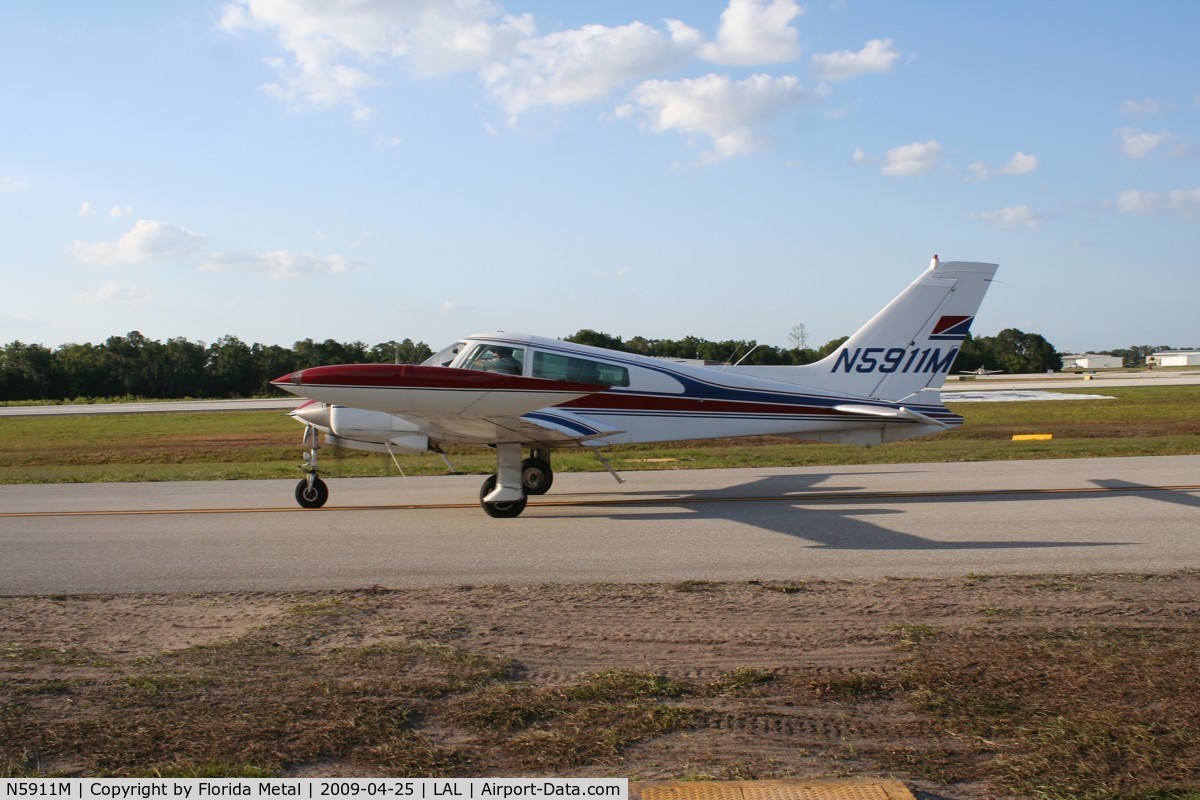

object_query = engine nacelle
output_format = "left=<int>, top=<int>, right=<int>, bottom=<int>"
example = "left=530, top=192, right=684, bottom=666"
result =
left=329, top=406, right=429, bottom=452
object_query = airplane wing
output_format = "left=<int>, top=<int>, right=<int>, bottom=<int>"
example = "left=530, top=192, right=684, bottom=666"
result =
left=273, top=364, right=608, bottom=417
left=273, top=364, right=621, bottom=446
left=515, top=408, right=626, bottom=444
left=385, top=409, right=623, bottom=446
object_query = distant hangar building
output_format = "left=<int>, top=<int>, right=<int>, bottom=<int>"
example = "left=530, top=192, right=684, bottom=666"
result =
left=1148, top=350, right=1200, bottom=367
left=1062, top=353, right=1124, bottom=369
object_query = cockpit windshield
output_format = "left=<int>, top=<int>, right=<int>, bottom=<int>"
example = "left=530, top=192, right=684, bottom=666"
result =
left=422, top=340, right=466, bottom=367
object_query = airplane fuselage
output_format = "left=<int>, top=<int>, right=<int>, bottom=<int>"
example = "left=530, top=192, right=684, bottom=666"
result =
left=279, top=332, right=964, bottom=450
left=271, top=257, right=998, bottom=516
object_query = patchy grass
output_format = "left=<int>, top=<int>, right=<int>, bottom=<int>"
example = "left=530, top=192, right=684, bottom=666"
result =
left=3, top=576, right=1200, bottom=792
left=2, top=386, right=1199, bottom=484
left=900, top=627, right=1200, bottom=799
left=0, top=597, right=696, bottom=778
left=447, top=669, right=694, bottom=771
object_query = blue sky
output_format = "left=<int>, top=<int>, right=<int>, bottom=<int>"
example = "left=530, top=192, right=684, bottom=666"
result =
left=2, top=1, right=1197, bottom=355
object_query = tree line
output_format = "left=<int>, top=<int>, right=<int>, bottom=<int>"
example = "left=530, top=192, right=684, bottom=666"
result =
left=0, top=332, right=433, bottom=402
left=3, top=326, right=1167, bottom=403
left=564, top=329, right=851, bottom=366
left=566, top=327, right=1068, bottom=375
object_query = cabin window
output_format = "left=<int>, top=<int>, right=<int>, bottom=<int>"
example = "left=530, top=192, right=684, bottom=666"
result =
left=532, top=351, right=629, bottom=387
left=461, top=343, right=525, bottom=375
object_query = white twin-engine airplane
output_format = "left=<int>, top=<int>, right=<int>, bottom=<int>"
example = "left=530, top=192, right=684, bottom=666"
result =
left=272, top=256, right=998, bottom=518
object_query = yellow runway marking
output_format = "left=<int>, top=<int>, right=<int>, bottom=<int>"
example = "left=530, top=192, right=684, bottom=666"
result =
left=3, top=484, right=1199, bottom=519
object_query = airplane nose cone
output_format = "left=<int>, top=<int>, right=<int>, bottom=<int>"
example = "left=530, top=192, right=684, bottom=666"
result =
left=290, top=400, right=331, bottom=428
left=272, top=370, right=303, bottom=386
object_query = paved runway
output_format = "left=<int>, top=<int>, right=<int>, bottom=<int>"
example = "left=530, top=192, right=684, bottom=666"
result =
left=2, top=456, right=1198, bottom=595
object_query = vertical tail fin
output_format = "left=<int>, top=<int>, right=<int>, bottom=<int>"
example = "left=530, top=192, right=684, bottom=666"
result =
left=807, top=256, right=998, bottom=400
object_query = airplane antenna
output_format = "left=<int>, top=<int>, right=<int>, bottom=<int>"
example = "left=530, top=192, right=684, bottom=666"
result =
left=733, top=343, right=762, bottom=366
left=384, top=444, right=409, bottom=483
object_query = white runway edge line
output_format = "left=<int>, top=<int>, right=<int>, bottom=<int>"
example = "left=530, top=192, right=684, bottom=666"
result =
left=942, top=390, right=1114, bottom=402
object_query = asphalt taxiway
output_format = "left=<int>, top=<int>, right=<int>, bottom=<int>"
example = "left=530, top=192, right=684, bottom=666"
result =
left=2, top=456, right=1198, bottom=595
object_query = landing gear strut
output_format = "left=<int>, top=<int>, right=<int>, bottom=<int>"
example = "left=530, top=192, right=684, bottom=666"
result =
left=480, top=443, right=527, bottom=517
left=295, top=425, right=329, bottom=509
left=479, top=444, right=556, bottom=517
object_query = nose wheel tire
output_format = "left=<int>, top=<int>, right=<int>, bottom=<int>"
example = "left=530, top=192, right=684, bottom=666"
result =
left=480, top=475, right=528, bottom=518
left=520, top=457, right=553, bottom=495
left=295, top=477, right=329, bottom=509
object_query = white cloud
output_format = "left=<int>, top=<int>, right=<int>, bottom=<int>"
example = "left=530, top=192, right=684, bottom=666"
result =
left=217, top=0, right=906, bottom=164
left=965, top=162, right=989, bottom=182
left=850, top=146, right=874, bottom=165
left=591, top=265, right=632, bottom=279
left=617, top=73, right=813, bottom=164
left=1170, top=188, right=1200, bottom=218
left=218, top=0, right=822, bottom=130
left=810, top=38, right=899, bottom=81
left=79, top=201, right=134, bottom=218
left=74, top=281, right=154, bottom=305
left=966, top=150, right=1039, bottom=181
left=1116, top=188, right=1200, bottom=220
left=1120, top=98, right=1160, bottom=116
left=1168, top=142, right=1199, bottom=159
left=197, top=250, right=360, bottom=278
left=2, top=177, right=30, bottom=192
left=701, top=0, right=803, bottom=66
left=880, top=139, right=942, bottom=176
left=441, top=300, right=476, bottom=312
left=1002, top=151, right=1039, bottom=175
left=1116, top=189, right=1157, bottom=214
left=1115, top=127, right=1174, bottom=159
left=968, top=204, right=1047, bottom=230
left=220, top=0, right=533, bottom=118
left=483, top=20, right=701, bottom=120
left=68, top=219, right=207, bottom=265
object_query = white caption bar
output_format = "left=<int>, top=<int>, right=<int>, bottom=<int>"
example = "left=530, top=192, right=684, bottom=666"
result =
left=2, top=780, right=628, bottom=800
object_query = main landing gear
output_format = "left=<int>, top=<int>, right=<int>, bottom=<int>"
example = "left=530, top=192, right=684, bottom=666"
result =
left=295, top=425, right=329, bottom=509
left=291, top=426, right=556, bottom=517
left=479, top=446, right=554, bottom=518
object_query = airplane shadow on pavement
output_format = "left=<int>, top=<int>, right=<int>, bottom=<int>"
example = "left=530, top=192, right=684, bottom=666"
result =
left=535, top=472, right=1168, bottom=551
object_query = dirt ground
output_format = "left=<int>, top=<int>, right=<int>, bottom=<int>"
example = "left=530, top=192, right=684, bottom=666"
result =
left=4, top=572, right=1199, bottom=798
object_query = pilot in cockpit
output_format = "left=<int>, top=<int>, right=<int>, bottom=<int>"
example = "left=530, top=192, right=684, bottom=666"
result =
left=479, top=346, right=521, bottom=375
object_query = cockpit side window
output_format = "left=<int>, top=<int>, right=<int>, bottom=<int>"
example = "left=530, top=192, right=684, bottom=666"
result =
left=532, top=351, right=629, bottom=387
left=422, top=341, right=466, bottom=367
left=461, top=344, right=525, bottom=375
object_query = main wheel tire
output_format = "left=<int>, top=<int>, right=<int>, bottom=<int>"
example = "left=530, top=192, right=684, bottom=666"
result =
left=520, top=457, right=553, bottom=495
left=295, top=476, right=329, bottom=509
left=479, top=474, right=528, bottom=518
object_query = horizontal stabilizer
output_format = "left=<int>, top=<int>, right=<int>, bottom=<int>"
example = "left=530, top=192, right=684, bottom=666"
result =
left=834, top=403, right=952, bottom=429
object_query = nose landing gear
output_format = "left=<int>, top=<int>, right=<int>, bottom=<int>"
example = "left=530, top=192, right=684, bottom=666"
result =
left=295, top=425, right=329, bottom=509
